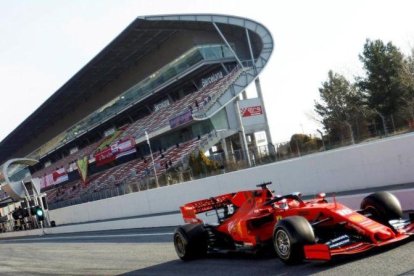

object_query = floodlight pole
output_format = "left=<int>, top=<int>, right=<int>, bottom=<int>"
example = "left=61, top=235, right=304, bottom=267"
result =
left=145, top=131, right=159, bottom=188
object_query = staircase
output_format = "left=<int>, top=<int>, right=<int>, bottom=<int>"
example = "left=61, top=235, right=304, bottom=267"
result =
left=198, top=129, right=238, bottom=153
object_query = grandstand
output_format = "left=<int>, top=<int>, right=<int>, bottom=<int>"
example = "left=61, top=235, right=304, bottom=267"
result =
left=0, top=14, right=273, bottom=213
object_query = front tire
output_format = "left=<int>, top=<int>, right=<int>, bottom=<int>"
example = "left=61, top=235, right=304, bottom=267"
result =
left=361, top=191, right=402, bottom=224
left=273, top=216, right=315, bottom=264
left=174, top=224, right=207, bottom=261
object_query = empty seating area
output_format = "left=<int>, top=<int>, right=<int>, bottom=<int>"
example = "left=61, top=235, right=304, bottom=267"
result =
left=120, top=67, right=244, bottom=140
left=46, top=136, right=205, bottom=206
left=38, top=67, right=245, bottom=208
left=187, top=67, right=244, bottom=113
left=192, top=66, right=248, bottom=116
left=34, top=67, right=243, bottom=183
left=32, top=141, right=100, bottom=179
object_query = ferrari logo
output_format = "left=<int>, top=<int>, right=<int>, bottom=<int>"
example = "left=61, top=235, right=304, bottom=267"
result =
left=348, top=214, right=366, bottom=223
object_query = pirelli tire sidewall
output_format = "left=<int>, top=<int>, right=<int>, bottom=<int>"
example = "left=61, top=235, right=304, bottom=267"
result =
left=173, top=224, right=208, bottom=261
left=273, top=216, right=315, bottom=264
left=361, top=191, right=403, bottom=223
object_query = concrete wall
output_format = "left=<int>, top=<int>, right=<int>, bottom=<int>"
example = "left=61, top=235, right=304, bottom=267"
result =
left=50, top=133, right=414, bottom=225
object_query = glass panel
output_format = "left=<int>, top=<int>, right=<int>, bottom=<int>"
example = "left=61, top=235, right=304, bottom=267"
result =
left=6, top=164, right=31, bottom=182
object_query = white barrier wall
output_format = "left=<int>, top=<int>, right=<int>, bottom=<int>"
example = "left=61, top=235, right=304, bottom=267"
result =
left=50, top=133, right=414, bottom=225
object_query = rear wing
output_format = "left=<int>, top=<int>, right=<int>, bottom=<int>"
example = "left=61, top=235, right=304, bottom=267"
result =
left=180, top=193, right=235, bottom=223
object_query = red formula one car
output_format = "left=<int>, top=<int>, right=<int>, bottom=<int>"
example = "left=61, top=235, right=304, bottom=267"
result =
left=173, top=182, right=414, bottom=264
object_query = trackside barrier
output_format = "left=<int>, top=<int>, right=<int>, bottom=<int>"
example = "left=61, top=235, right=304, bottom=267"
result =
left=47, top=133, right=414, bottom=226
left=1, top=189, right=413, bottom=239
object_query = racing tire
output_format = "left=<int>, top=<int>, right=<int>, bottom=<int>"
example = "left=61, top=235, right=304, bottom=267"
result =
left=273, top=216, right=315, bottom=265
left=361, top=191, right=402, bottom=224
left=173, top=224, right=207, bottom=261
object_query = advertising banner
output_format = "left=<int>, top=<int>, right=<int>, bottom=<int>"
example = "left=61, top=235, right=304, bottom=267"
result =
left=240, top=105, right=263, bottom=117
left=95, top=136, right=136, bottom=166
left=95, top=147, right=116, bottom=166
left=169, top=110, right=193, bottom=128
left=200, top=70, right=224, bottom=88
left=154, top=99, right=170, bottom=112
left=239, top=98, right=266, bottom=133
left=40, top=167, right=69, bottom=189
left=77, top=156, right=89, bottom=184
left=115, top=137, right=136, bottom=159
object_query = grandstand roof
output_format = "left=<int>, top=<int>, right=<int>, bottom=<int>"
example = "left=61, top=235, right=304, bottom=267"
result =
left=0, top=14, right=273, bottom=165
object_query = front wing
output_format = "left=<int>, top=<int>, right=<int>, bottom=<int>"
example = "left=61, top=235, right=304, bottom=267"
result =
left=304, top=220, right=414, bottom=261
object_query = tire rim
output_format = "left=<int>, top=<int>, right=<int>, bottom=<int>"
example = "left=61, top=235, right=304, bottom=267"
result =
left=174, top=234, right=185, bottom=257
left=275, top=229, right=290, bottom=259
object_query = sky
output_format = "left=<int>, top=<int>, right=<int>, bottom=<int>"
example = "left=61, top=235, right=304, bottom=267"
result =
left=1, top=0, right=414, bottom=146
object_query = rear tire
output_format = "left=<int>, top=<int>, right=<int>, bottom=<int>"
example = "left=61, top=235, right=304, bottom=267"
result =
left=273, top=216, right=315, bottom=265
left=174, top=224, right=207, bottom=261
left=361, top=191, right=402, bottom=224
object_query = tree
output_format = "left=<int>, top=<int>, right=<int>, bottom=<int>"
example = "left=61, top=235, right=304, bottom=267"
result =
left=399, top=49, right=414, bottom=122
left=188, top=150, right=219, bottom=176
left=289, top=134, right=322, bottom=155
left=357, top=39, right=405, bottom=132
left=314, top=71, right=363, bottom=143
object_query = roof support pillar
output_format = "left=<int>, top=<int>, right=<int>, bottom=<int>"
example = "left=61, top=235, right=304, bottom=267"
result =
left=212, top=22, right=244, bottom=69
left=245, top=28, right=257, bottom=73
left=220, top=63, right=229, bottom=74
left=235, top=100, right=251, bottom=167
left=246, top=28, right=273, bottom=148
left=254, top=77, right=273, bottom=149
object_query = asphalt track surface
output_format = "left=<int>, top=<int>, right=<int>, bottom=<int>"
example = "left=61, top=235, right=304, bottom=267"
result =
left=0, top=227, right=413, bottom=275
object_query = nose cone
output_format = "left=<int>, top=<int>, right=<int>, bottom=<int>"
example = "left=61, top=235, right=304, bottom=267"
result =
left=375, top=228, right=394, bottom=241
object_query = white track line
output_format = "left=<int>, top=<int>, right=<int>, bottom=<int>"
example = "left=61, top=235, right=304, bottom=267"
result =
left=1, top=232, right=174, bottom=242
